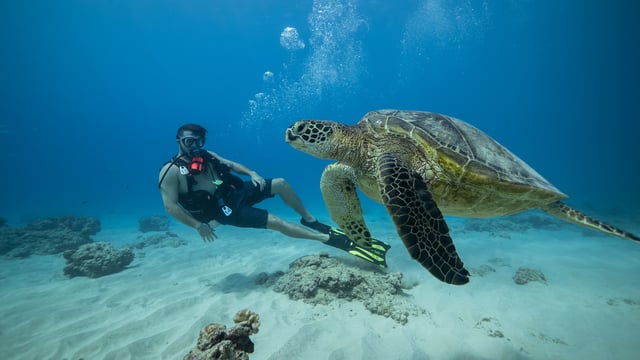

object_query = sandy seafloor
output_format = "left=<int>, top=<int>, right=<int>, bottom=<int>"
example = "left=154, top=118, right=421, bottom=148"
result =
left=1, top=204, right=639, bottom=360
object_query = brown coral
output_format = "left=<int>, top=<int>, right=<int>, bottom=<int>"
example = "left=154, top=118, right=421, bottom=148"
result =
left=197, top=324, right=227, bottom=351
left=183, top=310, right=261, bottom=360
left=233, top=309, right=260, bottom=335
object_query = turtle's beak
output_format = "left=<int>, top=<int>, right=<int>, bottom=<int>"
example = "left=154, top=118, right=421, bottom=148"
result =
left=285, top=127, right=299, bottom=143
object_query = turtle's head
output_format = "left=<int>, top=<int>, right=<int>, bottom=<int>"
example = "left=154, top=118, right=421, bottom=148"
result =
left=286, top=120, right=347, bottom=160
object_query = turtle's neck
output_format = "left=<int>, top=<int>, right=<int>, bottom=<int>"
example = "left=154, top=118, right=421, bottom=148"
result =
left=330, top=122, right=371, bottom=167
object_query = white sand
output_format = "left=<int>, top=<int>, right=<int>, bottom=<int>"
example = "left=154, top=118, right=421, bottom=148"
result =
left=1, top=212, right=639, bottom=360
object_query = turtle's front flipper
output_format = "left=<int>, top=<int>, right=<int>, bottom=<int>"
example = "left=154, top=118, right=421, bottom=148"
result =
left=320, top=163, right=374, bottom=248
left=542, top=201, right=640, bottom=241
left=377, top=153, right=470, bottom=285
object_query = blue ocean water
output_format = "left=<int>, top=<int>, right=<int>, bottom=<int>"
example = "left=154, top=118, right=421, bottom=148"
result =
left=1, top=2, right=640, bottom=358
left=1, top=0, right=639, bottom=223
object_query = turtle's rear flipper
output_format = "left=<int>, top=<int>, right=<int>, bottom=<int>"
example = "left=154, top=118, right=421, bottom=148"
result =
left=377, top=153, right=470, bottom=285
left=542, top=201, right=640, bottom=241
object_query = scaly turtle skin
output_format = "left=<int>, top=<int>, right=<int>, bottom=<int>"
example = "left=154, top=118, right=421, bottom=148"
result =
left=286, top=110, right=639, bottom=285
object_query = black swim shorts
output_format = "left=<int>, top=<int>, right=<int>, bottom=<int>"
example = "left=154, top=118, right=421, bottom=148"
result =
left=214, top=179, right=274, bottom=228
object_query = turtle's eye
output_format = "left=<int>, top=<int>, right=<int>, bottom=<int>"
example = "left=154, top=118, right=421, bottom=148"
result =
left=296, top=123, right=306, bottom=133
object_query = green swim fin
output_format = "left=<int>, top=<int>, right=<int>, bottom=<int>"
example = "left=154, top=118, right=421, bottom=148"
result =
left=326, top=227, right=390, bottom=268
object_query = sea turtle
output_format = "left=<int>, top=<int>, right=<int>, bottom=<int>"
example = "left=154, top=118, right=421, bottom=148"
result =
left=285, top=110, right=639, bottom=285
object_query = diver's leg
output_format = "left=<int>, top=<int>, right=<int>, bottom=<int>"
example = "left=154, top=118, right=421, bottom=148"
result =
left=265, top=213, right=326, bottom=241
left=266, top=213, right=388, bottom=267
left=270, top=178, right=315, bottom=222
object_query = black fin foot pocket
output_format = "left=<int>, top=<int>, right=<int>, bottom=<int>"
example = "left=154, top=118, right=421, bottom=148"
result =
left=301, top=218, right=332, bottom=234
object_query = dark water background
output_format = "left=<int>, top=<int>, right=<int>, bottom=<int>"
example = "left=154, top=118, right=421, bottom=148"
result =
left=1, top=0, right=638, bottom=223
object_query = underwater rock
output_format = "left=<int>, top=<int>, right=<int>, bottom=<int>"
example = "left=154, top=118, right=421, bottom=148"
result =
left=26, top=216, right=100, bottom=235
left=138, top=215, right=170, bottom=233
left=0, top=217, right=7, bottom=227
left=273, top=253, right=425, bottom=324
left=513, top=267, right=547, bottom=285
left=0, top=216, right=100, bottom=258
left=184, top=309, right=260, bottom=360
left=63, top=242, right=134, bottom=278
left=606, top=297, right=640, bottom=306
left=134, top=231, right=187, bottom=249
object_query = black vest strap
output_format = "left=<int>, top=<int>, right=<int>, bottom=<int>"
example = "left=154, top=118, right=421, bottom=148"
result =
left=157, top=152, right=240, bottom=192
left=158, top=154, right=183, bottom=189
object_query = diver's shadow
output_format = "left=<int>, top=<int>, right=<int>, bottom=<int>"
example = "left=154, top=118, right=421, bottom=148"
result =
left=207, top=271, right=282, bottom=294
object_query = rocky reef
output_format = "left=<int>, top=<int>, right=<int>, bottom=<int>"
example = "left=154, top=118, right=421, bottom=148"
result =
left=63, top=242, right=134, bottom=278
left=184, top=309, right=260, bottom=360
left=138, top=215, right=170, bottom=233
left=273, top=253, right=425, bottom=324
left=0, top=216, right=100, bottom=258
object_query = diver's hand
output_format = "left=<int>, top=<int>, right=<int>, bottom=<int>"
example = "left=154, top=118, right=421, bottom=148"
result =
left=250, top=173, right=266, bottom=190
left=197, top=222, right=217, bottom=242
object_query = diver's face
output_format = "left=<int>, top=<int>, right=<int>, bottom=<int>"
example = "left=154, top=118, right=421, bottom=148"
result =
left=178, top=130, right=205, bottom=154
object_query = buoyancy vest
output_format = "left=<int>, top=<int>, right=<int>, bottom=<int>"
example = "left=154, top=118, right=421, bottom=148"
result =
left=158, top=152, right=244, bottom=222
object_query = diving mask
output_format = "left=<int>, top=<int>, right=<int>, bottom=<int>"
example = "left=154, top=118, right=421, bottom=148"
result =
left=180, top=135, right=204, bottom=149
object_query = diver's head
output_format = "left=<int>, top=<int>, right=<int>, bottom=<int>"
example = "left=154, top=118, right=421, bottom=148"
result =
left=176, top=123, right=207, bottom=155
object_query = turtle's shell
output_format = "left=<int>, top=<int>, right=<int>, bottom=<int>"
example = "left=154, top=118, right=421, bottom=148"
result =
left=361, top=109, right=565, bottom=197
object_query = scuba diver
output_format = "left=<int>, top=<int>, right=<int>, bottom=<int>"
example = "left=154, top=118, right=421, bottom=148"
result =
left=158, top=123, right=389, bottom=267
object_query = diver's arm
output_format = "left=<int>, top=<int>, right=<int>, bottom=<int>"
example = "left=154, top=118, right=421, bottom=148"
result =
left=208, top=151, right=258, bottom=176
left=208, top=151, right=266, bottom=189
